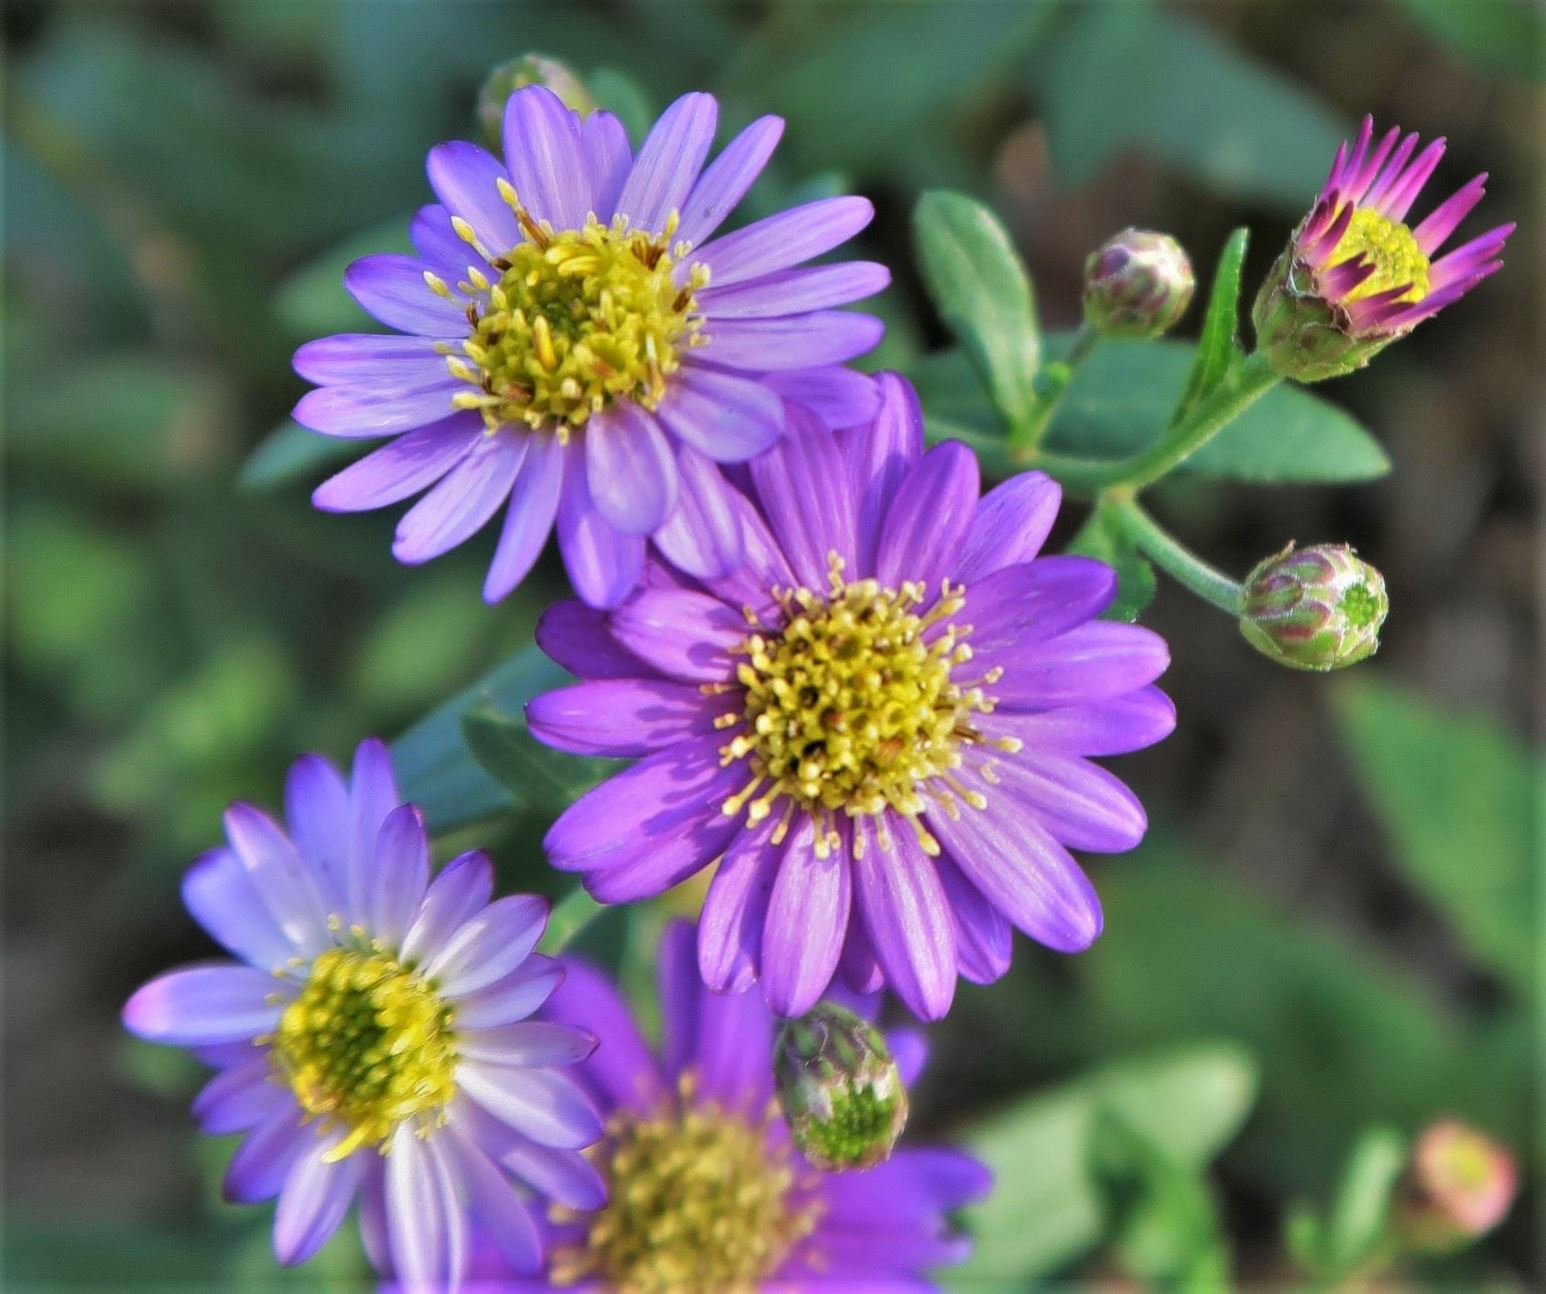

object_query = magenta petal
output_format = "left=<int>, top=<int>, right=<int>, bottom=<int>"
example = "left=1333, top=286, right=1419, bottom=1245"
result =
left=993, top=622, right=1170, bottom=710
left=652, top=445, right=747, bottom=581
left=677, top=115, right=784, bottom=247
left=761, top=818, right=851, bottom=1017
left=585, top=405, right=678, bottom=535
left=991, top=749, right=1149, bottom=853
left=936, top=854, right=1013, bottom=985
left=1413, top=173, right=1488, bottom=255
left=614, top=92, right=718, bottom=233
left=983, top=686, right=1176, bottom=757
left=698, top=815, right=781, bottom=994
left=312, top=416, right=482, bottom=513
left=954, top=470, right=1062, bottom=582
left=875, top=441, right=979, bottom=591
left=581, top=110, right=632, bottom=220
left=846, top=371, right=924, bottom=575
left=527, top=678, right=729, bottom=758
left=502, top=86, right=588, bottom=231
left=704, top=311, right=884, bottom=371
left=700, top=261, right=890, bottom=318
left=343, top=254, right=469, bottom=336
left=482, top=431, right=564, bottom=602
left=557, top=445, right=646, bottom=608
left=765, top=365, right=882, bottom=429
left=392, top=432, right=524, bottom=564
left=695, top=196, right=874, bottom=287
left=658, top=365, right=784, bottom=463
left=852, top=819, right=957, bottom=1020
left=748, top=408, right=856, bottom=588
left=960, top=556, right=1117, bottom=658
left=537, top=598, right=647, bottom=679
left=609, top=587, right=744, bottom=682
left=427, top=140, right=520, bottom=255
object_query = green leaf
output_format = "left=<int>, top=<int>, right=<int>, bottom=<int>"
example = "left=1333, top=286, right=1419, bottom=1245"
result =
left=237, top=420, right=356, bottom=492
left=1176, top=228, right=1249, bottom=420
left=910, top=340, right=1391, bottom=484
left=587, top=66, right=653, bottom=142
left=1392, top=0, right=1544, bottom=82
left=540, top=886, right=608, bottom=955
left=461, top=702, right=610, bottom=813
left=956, top=1042, right=1257, bottom=1281
left=1068, top=505, right=1157, bottom=623
left=1319, top=1126, right=1407, bottom=1279
left=913, top=191, right=1039, bottom=431
left=391, top=645, right=571, bottom=836
left=1332, top=680, right=1536, bottom=995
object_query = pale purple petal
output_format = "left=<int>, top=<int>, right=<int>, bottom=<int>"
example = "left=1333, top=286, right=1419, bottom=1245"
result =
left=704, top=311, right=884, bottom=370
left=764, top=365, right=882, bottom=428
left=392, top=431, right=524, bottom=564
left=453, top=955, right=563, bottom=1031
left=542, top=957, right=665, bottom=1114
left=694, top=196, right=874, bottom=287
left=457, top=1062, right=602, bottom=1148
left=273, top=1133, right=363, bottom=1266
left=458, top=1020, right=597, bottom=1068
left=312, top=416, right=482, bottom=513
left=699, top=261, right=890, bottom=318
left=536, top=598, right=647, bottom=680
left=385, top=1125, right=450, bottom=1286
left=651, top=444, right=747, bottom=580
left=400, top=850, right=495, bottom=965
left=845, top=371, right=923, bottom=575
left=181, top=848, right=296, bottom=970
left=657, top=364, right=784, bottom=462
left=224, top=1110, right=307, bottom=1204
left=426, top=139, right=521, bottom=254
left=369, top=804, right=431, bottom=950
left=501, top=1137, right=607, bottom=1213
left=501, top=86, right=588, bottom=231
left=761, top=818, right=851, bottom=1017
left=282, top=754, right=351, bottom=916
left=954, top=470, right=1062, bottom=582
left=483, top=430, right=564, bottom=603
left=698, top=815, right=780, bottom=994
left=293, top=334, right=450, bottom=388
left=851, top=819, right=956, bottom=1021
left=526, top=678, right=731, bottom=757
left=581, top=110, right=632, bottom=220
left=982, top=686, right=1176, bottom=757
left=293, top=382, right=460, bottom=438
left=343, top=254, right=470, bottom=336
left=747, top=407, right=856, bottom=588
left=614, top=92, right=718, bottom=233
left=223, top=803, right=330, bottom=953
left=194, top=1058, right=289, bottom=1134
left=874, top=440, right=979, bottom=591
left=347, top=738, right=400, bottom=925
left=585, top=405, right=678, bottom=534
left=410, top=203, right=471, bottom=277
left=608, top=587, right=744, bottom=682
left=123, top=965, right=282, bottom=1046
left=440, top=1125, right=543, bottom=1275
left=425, top=894, right=548, bottom=998
left=557, top=444, right=646, bottom=608
left=677, top=115, right=784, bottom=247
left=992, top=622, right=1170, bottom=710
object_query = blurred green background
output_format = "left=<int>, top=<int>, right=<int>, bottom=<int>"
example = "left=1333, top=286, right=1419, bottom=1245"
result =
left=3, top=0, right=1539, bottom=1288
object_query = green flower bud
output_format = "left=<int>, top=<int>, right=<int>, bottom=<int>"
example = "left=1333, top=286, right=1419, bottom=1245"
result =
left=477, top=55, right=595, bottom=150
left=1395, top=1120, right=1517, bottom=1255
left=1083, top=229, right=1195, bottom=339
left=774, top=1001, right=908, bottom=1172
left=1239, top=543, right=1388, bottom=671
left=1252, top=245, right=1397, bottom=383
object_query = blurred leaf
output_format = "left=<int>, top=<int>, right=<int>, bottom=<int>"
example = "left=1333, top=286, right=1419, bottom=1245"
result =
left=238, top=419, right=357, bottom=492
left=274, top=213, right=413, bottom=339
left=588, top=66, right=654, bottom=142
left=392, top=645, right=571, bottom=836
left=1030, top=6, right=1347, bottom=211
left=1333, top=680, right=1535, bottom=995
left=1392, top=0, right=1545, bottom=82
left=352, top=578, right=503, bottom=715
left=911, top=340, right=1390, bottom=484
left=913, top=191, right=1039, bottom=432
left=1319, top=1126, right=1406, bottom=1279
left=117, top=1037, right=205, bottom=1100
left=957, top=1042, right=1257, bottom=1281
left=1176, top=228, right=1249, bottom=420
left=1068, top=504, right=1157, bottom=623
left=462, top=703, right=610, bottom=813
left=3, top=1219, right=228, bottom=1288
left=540, top=886, right=608, bottom=955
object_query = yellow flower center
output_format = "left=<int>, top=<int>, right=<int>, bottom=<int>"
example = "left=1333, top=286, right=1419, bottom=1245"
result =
left=271, top=945, right=458, bottom=1160
left=551, top=1076, right=821, bottom=1293
left=715, top=554, right=1013, bottom=858
left=1329, top=207, right=1431, bottom=303
left=432, top=192, right=708, bottom=437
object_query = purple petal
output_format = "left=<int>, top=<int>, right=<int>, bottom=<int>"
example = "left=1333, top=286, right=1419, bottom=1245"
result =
left=223, top=803, right=330, bottom=953
left=426, top=894, right=548, bottom=998
left=427, top=140, right=521, bottom=255
left=557, top=445, right=647, bottom=608
left=527, top=678, right=731, bottom=757
left=439, top=1125, right=543, bottom=1275
left=936, top=854, right=1013, bottom=985
left=343, top=254, right=470, bottom=337
left=700, top=262, right=890, bottom=318
left=748, top=407, right=856, bottom=588
left=194, top=1058, right=289, bottom=1134
left=652, top=445, right=747, bottom=580
left=960, top=557, right=1117, bottom=660
left=401, top=851, right=495, bottom=965
left=698, top=815, right=781, bottom=994
left=224, top=1110, right=306, bottom=1204
left=453, top=956, right=563, bottom=1031
left=273, top=1134, right=363, bottom=1267
left=312, top=416, right=482, bottom=513
left=123, top=965, right=282, bottom=1045
left=482, top=431, right=563, bottom=603
left=536, top=598, right=647, bottom=680
left=458, top=1019, right=597, bottom=1068
left=293, top=382, right=460, bottom=439
left=370, top=804, right=431, bottom=950
left=764, top=365, right=882, bottom=429
left=347, top=738, right=400, bottom=925
left=954, top=471, right=1062, bottom=582
left=581, top=110, right=632, bottom=220
left=497, top=1127, right=608, bottom=1212
left=585, top=405, right=678, bottom=534
left=614, top=92, right=718, bottom=233
left=875, top=441, right=979, bottom=591
left=658, top=364, right=784, bottom=463
left=695, top=196, right=874, bottom=287
left=410, top=203, right=470, bottom=277
left=282, top=754, right=351, bottom=918
left=1413, top=173, right=1488, bottom=255
left=886, top=1028, right=928, bottom=1088
left=693, top=966, right=777, bottom=1112
left=577, top=801, right=739, bottom=904
left=704, top=311, right=884, bottom=371
left=991, top=749, right=1147, bottom=853
left=927, top=771, right=1103, bottom=952
left=845, top=371, right=923, bottom=575
left=385, top=1126, right=452, bottom=1286
left=677, top=115, right=784, bottom=247
left=761, top=818, right=851, bottom=1017
left=392, top=431, right=524, bottom=564
left=851, top=819, right=957, bottom=1021
left=658, top=919, right=700, bottom=1081
left=837, top=917, right=885, bottom=995
left=457, top=1062, right=602, bottom=1148
left=181, top=847, right=296, bottom=970
left=608, top=587, right=744, bottom=682
left=992, top=622, right=1170, bottom=710
left=502, top=86, right=588, bottom=231
left=293, top=334, right=450, bottom=389
left=820, top=1146, right=992, bottom=1227
left=699, top=490, right=797, bottom=619
left=543, top=956, right=666, bottom=1114
left=982, top=686, right=1176, bottom=756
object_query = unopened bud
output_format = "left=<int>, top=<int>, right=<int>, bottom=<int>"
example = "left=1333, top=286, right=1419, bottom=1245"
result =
left=1239, top=543, right=1388, bottom=671
left=1083, top=229, right=1195, bottom=339
left=478, top=56, right=595, bottom=150
left=1252, top=244, right=1399, bottom=383
left=1395, top=1120, right=1517, bottom=1254
left=774, top=1001, right=907, bottom=1172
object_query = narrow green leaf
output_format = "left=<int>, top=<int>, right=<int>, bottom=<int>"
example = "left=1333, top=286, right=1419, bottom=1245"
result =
left=238, top=420, right=356, bottom=492
left=540, top=886, right=607, bottom=955
left=1332, top=680, right=1535, bottom=995
left=587, top=67, right=653, bottom=142
left=461, top=702, right=608, bottom=812
left=1321, top=1126, right=1407, bottom=1279
left=913, top=190, right=1039, bottom=430
left=1392, top=0, right=1544, bottom=83
left=1068, top=506, right=1157, bottom=623
left=1176, top=228, right=1249, bottom=420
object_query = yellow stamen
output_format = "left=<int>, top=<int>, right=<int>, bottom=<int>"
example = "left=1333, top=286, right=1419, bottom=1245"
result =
left=1329, top=207, right=1431, bottom=303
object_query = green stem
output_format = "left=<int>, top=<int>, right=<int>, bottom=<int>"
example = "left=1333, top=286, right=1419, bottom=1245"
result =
left=1109, top=495, right=1243, bottom=615
left=1008, top=323, right=1099, bottom=458
left=539, top=886, right=605, bottom=954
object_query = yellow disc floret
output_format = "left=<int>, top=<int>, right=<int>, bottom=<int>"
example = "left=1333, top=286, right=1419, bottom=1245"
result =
left=432, top=190, right=709, bottom=437
left=551, top=1075, right=820, bottom=1293
left=716, top=553, right=1013, bottom=858
left=271, top=945, right=458, bottom=1160
left=1329, top=207, right=1431, bottom=304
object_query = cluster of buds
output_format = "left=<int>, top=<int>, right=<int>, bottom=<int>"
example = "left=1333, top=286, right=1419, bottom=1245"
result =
left=1082, top=228, right=1195, bottom=340
left=774, top=1001, right=908, bottom=1172
left=1239, top=543, right=1388, bottom=671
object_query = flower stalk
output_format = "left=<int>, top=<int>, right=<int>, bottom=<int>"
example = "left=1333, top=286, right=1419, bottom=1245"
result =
left=1008, top=323, right=1099, bottom=458
left=1108, top=495, right=1243, bottom=614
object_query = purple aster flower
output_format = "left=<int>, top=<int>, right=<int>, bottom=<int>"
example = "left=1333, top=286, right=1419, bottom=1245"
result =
left=296, top=86, right=887, bottom=608
left=528, top=376, right=1174, bottom=1022
left=122, top=739, right=605, bottom=1287
left=1255, top=114, right=1514, bottom=381
left=462, top=920, right=990, bottom=1290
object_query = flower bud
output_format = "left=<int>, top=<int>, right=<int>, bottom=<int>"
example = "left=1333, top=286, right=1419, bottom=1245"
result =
left=774, top=1001, right=908, bottom=1172
left=1083, top=229, right=1195, bottom=339
left=1239, top=543, right=1388, bottom=671
left=478, top=55, right=595, bottom=149
left=1395, top=1120, right=1517, bottom=1254
left=1251, top=245, right=1399, bottom=383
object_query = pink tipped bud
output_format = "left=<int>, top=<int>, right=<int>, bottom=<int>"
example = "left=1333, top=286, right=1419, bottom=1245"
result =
left=1239, top=543, right=1388, bottom=671
left=1396, top=1120, right=1517, bottom=1254
left=1083, top=229, right=1195, bottom=339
